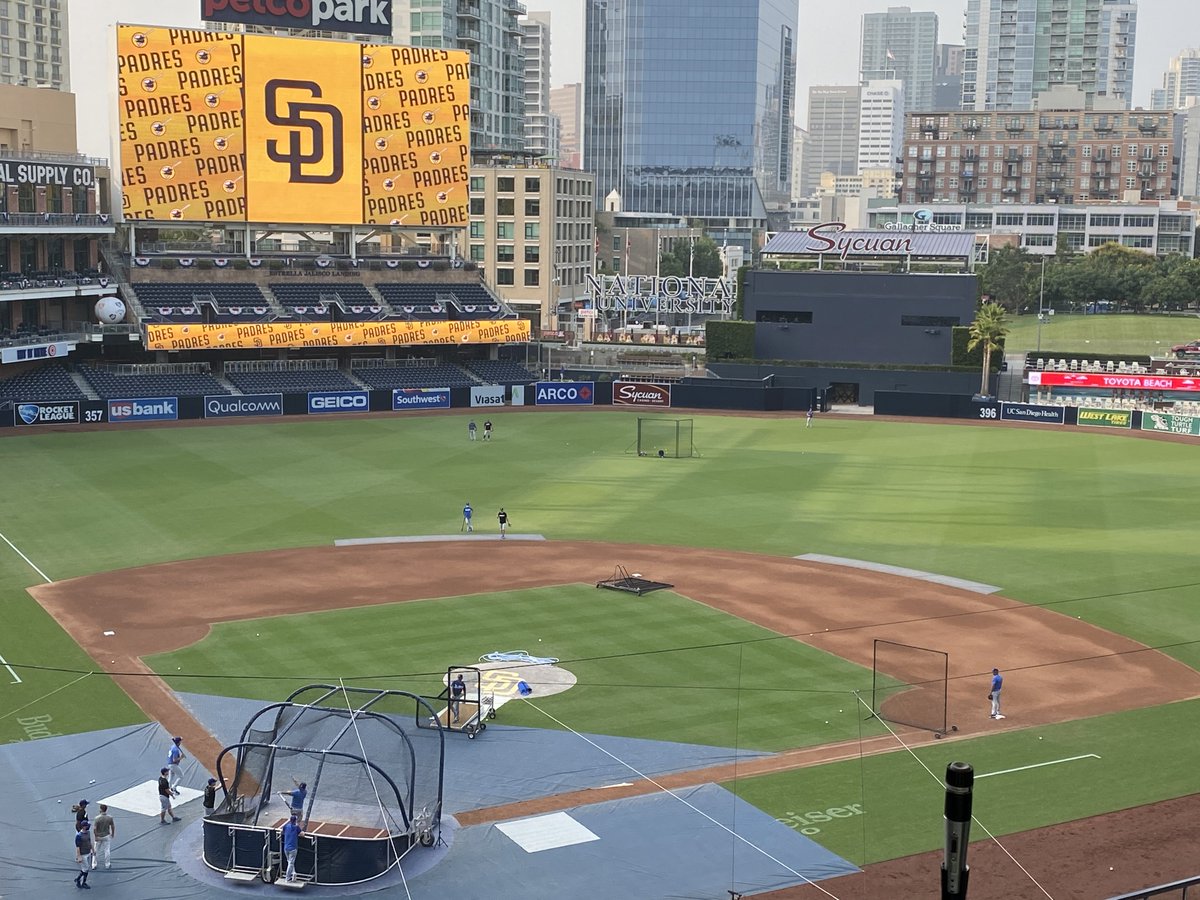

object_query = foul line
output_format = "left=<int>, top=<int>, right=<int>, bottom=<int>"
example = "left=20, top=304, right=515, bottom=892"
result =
left=0, top=527, right=54, bottom=685
left=976, top=754, right=1101, bottom=780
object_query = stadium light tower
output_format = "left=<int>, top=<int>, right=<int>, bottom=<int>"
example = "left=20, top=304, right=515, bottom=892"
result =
left=1036, top=256, right=1047, bottom=353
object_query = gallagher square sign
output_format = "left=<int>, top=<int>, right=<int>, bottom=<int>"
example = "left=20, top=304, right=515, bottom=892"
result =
left=202, top=0, right=393, bottom=36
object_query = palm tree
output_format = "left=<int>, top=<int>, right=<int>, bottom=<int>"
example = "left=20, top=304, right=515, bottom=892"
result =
left=967, top=302, right=1009, bottom=398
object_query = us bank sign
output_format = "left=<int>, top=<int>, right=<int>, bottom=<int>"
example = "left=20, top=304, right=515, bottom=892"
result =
left=584, top=275, right=735, bottom=316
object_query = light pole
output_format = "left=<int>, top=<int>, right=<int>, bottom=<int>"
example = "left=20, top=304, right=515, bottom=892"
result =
left=1036, top=255, right=1046, bottom=354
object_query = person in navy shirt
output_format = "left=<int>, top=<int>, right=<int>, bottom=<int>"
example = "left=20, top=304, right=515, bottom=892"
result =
left=281, top=815, right=302, bottom=883
left=468, top=420, right=477, bottom=441
left=279, top=776, right=306, bottom=816
left=989, top=668, right=1005, bottom=719
left=462, top=502, right=473, bottom=533
left=497, top=507, right=508, bottom=539
left=449, top=673, right=467, bottom=723
left=74, top=820, right=93, bottom=889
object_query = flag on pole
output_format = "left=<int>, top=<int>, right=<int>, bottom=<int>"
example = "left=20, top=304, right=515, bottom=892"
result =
left=886, top=49, right=896, bottom=61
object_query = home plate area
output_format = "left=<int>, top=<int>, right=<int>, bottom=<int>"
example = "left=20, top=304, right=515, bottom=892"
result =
left=101, top=781, right=204, bottom=817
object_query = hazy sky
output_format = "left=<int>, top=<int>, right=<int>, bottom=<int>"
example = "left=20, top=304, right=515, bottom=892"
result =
left=72, top=0, right=1194, bottom=159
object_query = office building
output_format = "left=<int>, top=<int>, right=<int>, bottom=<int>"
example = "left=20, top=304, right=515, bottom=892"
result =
left=860, top=6, right=937, bottom=113
left=858, top=80, right=905, bottom=173
left=395, top=0, right=527, bottom=153
left=1177, top=105, right=1200, bottom=200
left=802, top=86, right=861, bottom=197
left=549, top=83, right=582, bottom=169
left=522, top=12, right=558, bottom=160
left=901, top=103, right=1176, bottom=206
left=962, top=0, right=1138, bottom=112
left=583, top=0, right=796, bottom=243
left=791, top=125, right=809, bottom=202
left=0, top=0, right=68, bottom=90
left=468, top=156, right=593, bottom=326
left=1151, top=49, right=1200, bottom=110
left=935, top=43, right=964, bottom=110
left=868, top=200, right=1194, bottom=257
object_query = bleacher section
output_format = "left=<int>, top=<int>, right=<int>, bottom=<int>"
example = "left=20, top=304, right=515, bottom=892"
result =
left=0, top=364, right=87, bottom=401
left=77, top=365, right=230, bottom=399
left=373, top=283, right=504, bottom=320
left=464, top=359, right=537, bottom=385
left=134, top=283, right=272, bottom=322
left=225, top=369, right=359, bottom=394
left=269, top=283, right=387, bottom=320
left=351, top=360, right=476, bottom=389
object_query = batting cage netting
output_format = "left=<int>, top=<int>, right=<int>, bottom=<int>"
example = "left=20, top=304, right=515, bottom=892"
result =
left=870, top=639, right=949, bottom=736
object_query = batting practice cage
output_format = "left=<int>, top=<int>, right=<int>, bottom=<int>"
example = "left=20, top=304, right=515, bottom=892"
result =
left=203, top=684, right=445, bottom=886
left=630, top=417, right=696, bottom=458
left=870, top=639, right=952, bottom=737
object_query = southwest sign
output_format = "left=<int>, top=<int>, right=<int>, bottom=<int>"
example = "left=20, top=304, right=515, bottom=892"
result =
left=392, top=388, right=450, bottom=410
left=1029, top=371, right=1200, bottom=393
left=201, top=0, right=393, bottom=37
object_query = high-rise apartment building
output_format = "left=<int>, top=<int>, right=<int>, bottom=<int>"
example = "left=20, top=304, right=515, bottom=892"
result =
left=0, top=0, right=68, bottom=90
left=934, top=44, right=964, bottom=109
left=1152, top=49, right=1200, bottom=110
left=858, top=80, right=905, bottom=173
left=802, top=85, right=861, bottom=197
left=583, top=0, right=796, bottom=240
left=395, top=0, right=527, bottom=153
left=901, top=106, right=1175, bottom=206
left=521, top=12, right=558, bottom=160
left=790, top=126, right=809, bottom=202
left=549, top=83, right=582, bottom=169
left=860, top=7, right=937, bottom=113
left=962, top=0, right=1137, bottom=112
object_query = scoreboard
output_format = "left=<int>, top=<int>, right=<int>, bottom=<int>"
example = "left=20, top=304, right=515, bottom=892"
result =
left=116, top=25, right=470, bottom=227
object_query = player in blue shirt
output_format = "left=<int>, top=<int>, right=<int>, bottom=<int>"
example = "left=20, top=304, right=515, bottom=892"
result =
left=989, top=668, right=1005, bottom=719
left=281, top=815, right=302, bottom=883
left=166, top=736, right=185, bottom=796
left=74, top=821, right=93, bottom=889
left=462, top=502, right=473, bottom=533
left=279, top=776, right=306, bottom=816
left=449, top=673, right=467, bottom=724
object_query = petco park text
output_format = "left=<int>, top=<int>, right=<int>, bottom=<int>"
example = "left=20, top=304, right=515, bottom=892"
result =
left=201, top=0, right=392, bottom=35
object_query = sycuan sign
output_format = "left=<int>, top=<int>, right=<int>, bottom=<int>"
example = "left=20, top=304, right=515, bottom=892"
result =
left=763, top=224, right=978, bottom=260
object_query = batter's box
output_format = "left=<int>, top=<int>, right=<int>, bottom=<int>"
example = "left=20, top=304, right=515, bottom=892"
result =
left=496, top=812, right=600, bottom=853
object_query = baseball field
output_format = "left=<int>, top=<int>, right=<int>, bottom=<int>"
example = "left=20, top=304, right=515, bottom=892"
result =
left=4, top=408, right=1200, bottom=898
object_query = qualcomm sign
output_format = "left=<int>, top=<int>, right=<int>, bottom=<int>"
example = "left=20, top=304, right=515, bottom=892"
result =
left=535, top=382, right=594, bottom=406
left=204, top=394, right=283, bottom=418
left=108, top=397, right=178, bottom=423
left=392, top=388, right=450, bottom=410
left=309, top=391, right=369, bottom=413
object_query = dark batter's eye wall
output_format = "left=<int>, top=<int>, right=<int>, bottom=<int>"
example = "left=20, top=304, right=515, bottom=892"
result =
left=116, top=24, right=470, bottom=228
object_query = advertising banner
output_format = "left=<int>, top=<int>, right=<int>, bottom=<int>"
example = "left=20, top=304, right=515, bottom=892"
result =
left=535, top=382, right=594, bottom=406
left=108, top=397, right=179, bottom=423
left=0, top=159, right=95, bottom=188
left=1, top=342, right=74, bottom=365
left=309, top=391, right=369, bottom=413
left=203, top=393, right=283, bottom=418
left=511, top=385, right=525, bottom=406
left=117, top=25, right=469, bottom=226
left=1029, top=371, right=1200, bottom=393
left=612, top=382, right=671, bottom=408
left=392, top=387, right=450, bottom=410
left=144, top=319, right=529, bottom=351
left=999, top=402, right=1065, bottom=425
left=15, top=401, right=80, bottom=426
left=201, top=0, right=394, bottom=37
left=1075, top=407, right=1132, bottom=429
left=470, top=386, right=505, bottom=408
left=1140, top=412, right=1200, bottom=436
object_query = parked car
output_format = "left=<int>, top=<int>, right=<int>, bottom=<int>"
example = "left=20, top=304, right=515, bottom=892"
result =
left=1171, top=340, right=1200, bottom=358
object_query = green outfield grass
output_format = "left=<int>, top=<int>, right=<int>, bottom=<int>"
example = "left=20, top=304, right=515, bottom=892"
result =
left=1004, top=312, right=1200, bottom=355
left=145, top=584, right=891, bottom=752
left=2, top=410, right=1199, bottom=862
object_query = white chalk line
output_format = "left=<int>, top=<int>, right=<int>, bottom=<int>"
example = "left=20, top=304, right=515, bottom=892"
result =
left=976, top=754, right=1101, bottom=779
left=0, top=527, right=54, bottom=685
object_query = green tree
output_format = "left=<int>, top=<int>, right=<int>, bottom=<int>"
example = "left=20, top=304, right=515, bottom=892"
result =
left=657, top=234, right=723, bottom=278
left=979, top=246, right=1035, bottom=311
left=967, top=302, right=1009, bottom=397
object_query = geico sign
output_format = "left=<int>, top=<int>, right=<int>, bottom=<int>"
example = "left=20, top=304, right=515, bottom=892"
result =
left=202, top=0, right=392, bottom=35
left=310, top=394, right=368, bottom=411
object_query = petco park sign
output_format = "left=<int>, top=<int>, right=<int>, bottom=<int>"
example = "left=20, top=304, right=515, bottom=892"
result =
left=584, top=275, right=735, bottom=316
left=201, top=0, right=393, bottom=35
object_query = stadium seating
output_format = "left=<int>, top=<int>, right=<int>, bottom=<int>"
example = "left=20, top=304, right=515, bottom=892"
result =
left=269, top=283, right=388, bottom=320
left=0, top=363, right=87, bottom=401
left=352, top=364, right=476, bottom=389
left=77, top=365, right=230, bottom=399
left=374, top=283, right=505, bottom=320
left=464, top=360, right=537, bottom=384
left=225, top=369, right=360, bottom=394
left=134, top=283, right=272, bottom=322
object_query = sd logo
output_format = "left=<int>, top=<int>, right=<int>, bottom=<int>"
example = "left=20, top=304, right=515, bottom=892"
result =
left=264, top=79, right=343, bottom=184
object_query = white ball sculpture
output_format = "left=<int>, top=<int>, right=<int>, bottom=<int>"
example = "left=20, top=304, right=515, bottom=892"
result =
left=95, top=296, right=127, bottom=324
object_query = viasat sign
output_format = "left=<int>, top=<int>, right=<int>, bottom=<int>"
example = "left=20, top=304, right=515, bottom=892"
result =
left=116, top=25, right=469, bottom=226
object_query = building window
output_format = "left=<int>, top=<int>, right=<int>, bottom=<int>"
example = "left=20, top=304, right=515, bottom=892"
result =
left=1122, top=236, right=1154, bottom=249
left=496, top=176, right=515, bottom=192
left=469, top=244, right=485, bottom=261
left=1081, top=145, right=1091, bottom=157
left=524, top=177, right=540, bottom=192
left=996, top=213, right=1023, bottom=226
left=497, top=222, right=514, bottom=239
left=1123, top=215, right=1155, bottom=228
left=469, top=221, right=484, bottom=238
left=496, top=197, right=515, bottom=216
left=524, top=268, right=540, bottom=286
left=497, top=245, right=514, bottom=262
left=1024, top=234, right=1054, bottom=247
left=469, top=197, right=484, bottom=215
left=1125, top=177, right=1136, bottom=190
left=1027, top=214, right=1055, bottom=226
left=1159, top=144, right=1170, bottom=158
left=525, top=222, right=539, bottom=239
left=17, top=184, right=34, bottom=212
left=496, top=267, right=515, bottom=285
left=524, top=245, right=539, bottom=263
left=470, top=176, right=485, bottom=192
left=525, top=198, right=540, bottom=216
left=1090, top=215, right=1121, bottom=227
